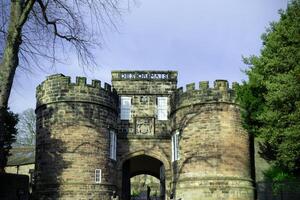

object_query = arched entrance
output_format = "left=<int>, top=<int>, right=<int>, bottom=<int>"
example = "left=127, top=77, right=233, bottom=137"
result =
left=122, top=155, right=166, bottom=200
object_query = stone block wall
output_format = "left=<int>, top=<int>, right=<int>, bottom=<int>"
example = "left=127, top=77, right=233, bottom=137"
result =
left=112, top=71, right=177, bottom=136
left=111, top=71, right=177, bottom=94
left=170, top=80, right=254, bottom=200
left=34, top=74, right=119, bottom=200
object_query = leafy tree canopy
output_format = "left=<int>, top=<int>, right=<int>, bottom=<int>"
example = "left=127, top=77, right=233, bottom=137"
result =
left=237, top=0, right=300, bottom=176
left=0, top=107, right=18, bottom=172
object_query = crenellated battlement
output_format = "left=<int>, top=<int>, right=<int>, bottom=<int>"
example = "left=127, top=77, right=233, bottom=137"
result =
left=174, top=80, right=238, bottom=110
left=38, top=74, right=115, bottom=91
left=36, top=74, right=118, bottom=111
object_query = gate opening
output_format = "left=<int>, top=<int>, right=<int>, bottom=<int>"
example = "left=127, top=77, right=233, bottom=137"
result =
left=122, top=155, right=165, bottom=200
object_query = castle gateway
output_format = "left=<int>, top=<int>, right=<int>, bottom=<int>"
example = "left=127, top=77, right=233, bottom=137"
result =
left=34, top=70, right=255, bottom=200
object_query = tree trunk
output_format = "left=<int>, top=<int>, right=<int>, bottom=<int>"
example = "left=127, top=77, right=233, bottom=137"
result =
left=0, top=1, right=26, bottom=173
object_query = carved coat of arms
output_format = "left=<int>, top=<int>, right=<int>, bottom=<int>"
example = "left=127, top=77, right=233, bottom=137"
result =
left=135, top=117, right=154, bottom=135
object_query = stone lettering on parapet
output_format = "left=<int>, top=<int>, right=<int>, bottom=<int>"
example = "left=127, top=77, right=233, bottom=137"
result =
left=120, top=72, right=169, bottom=80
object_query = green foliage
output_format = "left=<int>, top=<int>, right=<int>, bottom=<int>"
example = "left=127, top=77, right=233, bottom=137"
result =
left=131, top=190, right=141, bottom=197
left=0, top=107, right=18, bottom=171
left=237, top=0, right=300, bottom=176
left=264, top=165, right=299, bottom=194
left=3, top=108, right=18, bottom=145
left=264, top=165, right=294, bottom=182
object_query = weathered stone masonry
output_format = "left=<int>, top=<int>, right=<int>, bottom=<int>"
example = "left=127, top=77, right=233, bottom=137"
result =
left=171, top=81, right=253, bottom=200
left=35, top=75, right=119, bottom=199
left=34, top=71, right=255, bottom=200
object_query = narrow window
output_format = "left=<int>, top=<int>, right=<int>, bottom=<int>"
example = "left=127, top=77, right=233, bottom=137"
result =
left=171, top=131, right=180, bottom=162
left=95, top=169, right=101, bottom=183
left=120, top=97, right=131, bottom=120
left=157, top=97, right=168, bottom=120
left=110, top=130, right=117, bottom=160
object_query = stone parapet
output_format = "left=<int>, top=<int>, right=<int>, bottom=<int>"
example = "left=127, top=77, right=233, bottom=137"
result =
left=36, top=74, right=118, bottom=112
left=111, top=70, right=178, bottom=82
left=173, top=80, right=238, bottom=112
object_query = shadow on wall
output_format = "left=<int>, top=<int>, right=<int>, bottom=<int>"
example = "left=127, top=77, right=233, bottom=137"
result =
left=33, top=98, right=118, bottom=199
left=33, top=107, right=71, bottom=199
left=170, top=106, right=218, bottom=196
left=170, top=104, right=255, bottom=199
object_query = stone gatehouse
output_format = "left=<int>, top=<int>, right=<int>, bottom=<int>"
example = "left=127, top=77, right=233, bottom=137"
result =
left=34, top=70, right=255, bottom=200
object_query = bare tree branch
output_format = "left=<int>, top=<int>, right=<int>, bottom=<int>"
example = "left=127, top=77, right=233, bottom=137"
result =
left=15, top=108, right=36, bottom=146
left=37, top=0, right=81, bottom=42
left=18, top=0, right=35, bottom=27
left=0, top=0, right=130, bottom=171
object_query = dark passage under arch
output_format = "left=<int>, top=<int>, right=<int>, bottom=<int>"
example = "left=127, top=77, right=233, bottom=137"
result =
left=122, top=155, right=165, bottom=200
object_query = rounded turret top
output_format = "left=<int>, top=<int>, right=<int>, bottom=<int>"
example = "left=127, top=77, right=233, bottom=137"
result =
left=36, top=74, right=118, bottom=111
left=173, top=80, right=238, bottom=111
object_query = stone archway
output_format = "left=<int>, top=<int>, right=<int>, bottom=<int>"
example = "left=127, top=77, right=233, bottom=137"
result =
left=120, top=154, right=168, bottom=200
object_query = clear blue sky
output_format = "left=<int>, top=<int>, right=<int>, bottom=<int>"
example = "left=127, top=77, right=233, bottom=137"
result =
left=9, top=0, right=288, bottom=113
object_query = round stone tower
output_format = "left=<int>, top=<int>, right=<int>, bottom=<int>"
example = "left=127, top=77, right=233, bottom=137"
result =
left=171, top=80, right=254, bottom=200
left=34, top=74, right=119, bottom=200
